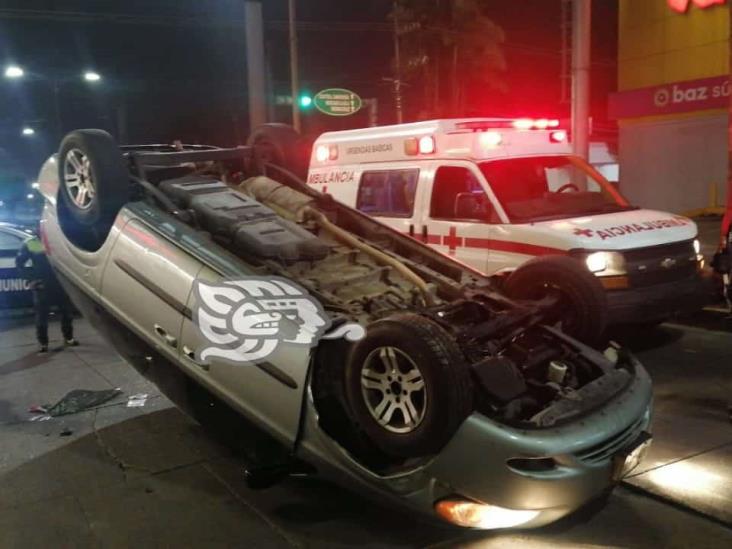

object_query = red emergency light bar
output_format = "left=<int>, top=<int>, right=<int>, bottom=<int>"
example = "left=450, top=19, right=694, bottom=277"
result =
left=454, top=119, right=561, bottom=132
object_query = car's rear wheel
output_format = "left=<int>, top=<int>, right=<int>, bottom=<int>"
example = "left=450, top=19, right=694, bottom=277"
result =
left=345, top=313, right=473, bottom=457
left=247, top=123, right=308, bottom=180
left=57, top=130, right=129, bottom=250
left=503, top=255, right=608, bottom=345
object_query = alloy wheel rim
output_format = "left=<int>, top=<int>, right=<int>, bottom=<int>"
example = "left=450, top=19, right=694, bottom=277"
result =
left=360, top=346, right=427, bottom=434
left=64, top=149, right=96, bottom=210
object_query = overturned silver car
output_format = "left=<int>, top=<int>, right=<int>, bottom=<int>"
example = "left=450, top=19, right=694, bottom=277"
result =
left=37, top=129, right=652, bottom=529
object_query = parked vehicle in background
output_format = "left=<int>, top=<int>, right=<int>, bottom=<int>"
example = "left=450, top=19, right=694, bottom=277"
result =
left=712, top=204, right=732, bottom=307
left=0, top=223, right=34, bottom=309
left=0, top=148, right=40, bottom=227
left=37, top=129, right=653, bottom=530
left=266, top=118, right=710, bottom=341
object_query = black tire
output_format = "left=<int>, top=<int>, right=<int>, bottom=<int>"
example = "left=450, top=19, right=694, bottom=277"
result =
left=344, top=313, right=473, bottom=457
left=503, top=255, right=608, bottom=345
left=57, top=130, right=129, bottom=248
left=247, top=123, right=308, bottom=179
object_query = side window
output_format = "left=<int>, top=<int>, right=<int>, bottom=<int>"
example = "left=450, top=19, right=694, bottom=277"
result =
left=0, top=232, right=23, bottom=256
left=430, top=166, right=494, bottom=222
left=357, top=169, right=419, bottom=217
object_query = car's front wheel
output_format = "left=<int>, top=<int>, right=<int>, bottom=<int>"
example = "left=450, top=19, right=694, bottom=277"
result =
left=503, top=255, right=608, bottom=345
left=344, top=313, right=473, bottom=457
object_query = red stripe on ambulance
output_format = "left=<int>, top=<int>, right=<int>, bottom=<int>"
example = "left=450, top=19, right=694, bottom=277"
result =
left=405, top=227, right=566, bottom=256
left=465, top=238, right=566, bottom=256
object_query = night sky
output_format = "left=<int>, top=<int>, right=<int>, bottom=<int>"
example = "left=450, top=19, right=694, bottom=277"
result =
left=0, top=0, right=617, bottom=188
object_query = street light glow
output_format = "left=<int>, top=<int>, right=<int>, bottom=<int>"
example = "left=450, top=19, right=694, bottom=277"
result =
left=4, top=65, right=24, bottom=78
left=31, top=182, right=40, bottom=189
left=26, top=194, right=34, bottom=200
left=84, top=71, right=101, bottom=82
left=22, top=127, right=35, bottom=136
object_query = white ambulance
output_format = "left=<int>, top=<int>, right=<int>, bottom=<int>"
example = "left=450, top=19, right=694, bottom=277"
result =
left=303, top=118, right=708, bottom=337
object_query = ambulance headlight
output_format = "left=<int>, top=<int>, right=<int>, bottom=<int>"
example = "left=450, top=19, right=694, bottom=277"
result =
left=586, top=252, right=608, bottom=273
left=584, top=251, right=626, bottom=275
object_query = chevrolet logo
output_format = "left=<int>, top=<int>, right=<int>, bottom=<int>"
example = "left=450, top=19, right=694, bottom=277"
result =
left=660, top=258, right=677, bottom=269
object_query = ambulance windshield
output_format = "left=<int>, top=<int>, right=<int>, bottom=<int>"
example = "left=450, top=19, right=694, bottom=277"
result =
left=479, top=155, right=633, bottom=223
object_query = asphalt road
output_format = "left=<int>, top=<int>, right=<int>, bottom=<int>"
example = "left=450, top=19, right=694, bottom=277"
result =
left=0, top=312, right=731, bottom=548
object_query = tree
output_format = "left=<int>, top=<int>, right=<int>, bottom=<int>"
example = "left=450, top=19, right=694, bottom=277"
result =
left=390, top=0, right=506, bottom=119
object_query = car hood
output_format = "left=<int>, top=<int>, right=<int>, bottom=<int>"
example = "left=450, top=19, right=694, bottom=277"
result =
left=506, top=209, right=698, bottom=252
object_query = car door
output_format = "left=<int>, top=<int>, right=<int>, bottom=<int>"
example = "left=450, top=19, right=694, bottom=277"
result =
left=178, top=265, right=312, bottom=446
left=0, top=229, right=31, bottom=308
left=416, top=161, right=500, bottom=274
left=354, top=166, right=423, bottom=239
left=101, top=218, right=203, bottom=363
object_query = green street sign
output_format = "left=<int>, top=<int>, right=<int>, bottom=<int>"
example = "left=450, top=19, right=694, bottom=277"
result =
left=313, top=88, right=362, bottom=116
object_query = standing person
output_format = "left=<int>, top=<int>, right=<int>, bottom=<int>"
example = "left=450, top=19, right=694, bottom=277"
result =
left=15, top=225, right=78, bottom=353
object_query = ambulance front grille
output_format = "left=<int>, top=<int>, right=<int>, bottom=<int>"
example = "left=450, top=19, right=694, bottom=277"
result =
left=624, top=240, right=697, bottom=288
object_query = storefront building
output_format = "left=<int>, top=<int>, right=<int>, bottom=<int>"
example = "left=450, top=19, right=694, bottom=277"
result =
left=610, top=0, right=729, bottom=214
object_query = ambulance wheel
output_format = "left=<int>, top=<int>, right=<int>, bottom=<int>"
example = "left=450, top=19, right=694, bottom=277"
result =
left=248, top=124, right=308, bottom=180
left=344, top=313, right=473, bottom=458
left=57, top=130, right=129, bottom=251
left=504, top=256, right=608, bottom=345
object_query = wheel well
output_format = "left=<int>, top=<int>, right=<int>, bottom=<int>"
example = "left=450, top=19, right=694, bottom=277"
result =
left=309, top=339, right=410, bottom=473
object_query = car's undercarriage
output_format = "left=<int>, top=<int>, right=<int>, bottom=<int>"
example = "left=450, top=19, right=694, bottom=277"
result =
left=112, top=147, right=639, bottom=463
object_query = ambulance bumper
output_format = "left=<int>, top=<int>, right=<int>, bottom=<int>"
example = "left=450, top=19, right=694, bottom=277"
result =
left=606, top=273, right=712, bottom=324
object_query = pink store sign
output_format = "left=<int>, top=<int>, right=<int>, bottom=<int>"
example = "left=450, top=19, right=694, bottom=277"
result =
left=668, top=0, right=725, bottom=13
left=608, top=75, right=729, bottom=119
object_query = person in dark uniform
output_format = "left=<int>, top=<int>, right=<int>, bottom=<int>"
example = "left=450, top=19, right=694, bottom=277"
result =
left=15, top=230, right=78, bottom=353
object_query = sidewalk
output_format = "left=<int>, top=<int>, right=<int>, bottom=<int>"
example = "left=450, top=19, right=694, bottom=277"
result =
left=1, top=315, right=731, bottom=548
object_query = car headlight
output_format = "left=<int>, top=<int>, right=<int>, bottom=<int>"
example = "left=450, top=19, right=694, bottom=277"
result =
left=693, top=239, right=701, bottom=255
left=583, top=251, right=626, bottom=275
left=435, top=499, right=540, bottom=529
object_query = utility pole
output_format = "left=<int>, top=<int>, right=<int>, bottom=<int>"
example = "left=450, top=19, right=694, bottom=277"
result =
left=116, top=100, right=128, bottom=144
left=288, top=0, right=301, bottom=132
left=571, top=0, right=591, bottom=164
left=245, top=1, right=267, bottom=132
left=560, top=0, right=572, bottom=105
left=364, top=98, right=379, bottom=127
left=52, top=80, right=63, bottom=143
left=392, top=1, right=404, bottom=123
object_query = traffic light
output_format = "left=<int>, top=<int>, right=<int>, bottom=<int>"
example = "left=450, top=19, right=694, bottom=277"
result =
left=299, top=94, right=313, bottom=108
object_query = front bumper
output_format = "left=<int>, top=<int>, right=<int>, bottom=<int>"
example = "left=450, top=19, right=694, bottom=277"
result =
left=299, top=353, right=653, bottom=531
left=426, top=359, right=653, bottom=529
left=606, top=273, right=713, bottom=324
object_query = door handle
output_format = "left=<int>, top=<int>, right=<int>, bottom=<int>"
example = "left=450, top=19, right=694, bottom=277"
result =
left=154, top=324, right=177, bottom=348
left=421, top=225, right=428, bottom=243
left=408, top=224, right=414, bottom=238
left=183, top=345, right=209, bottom=371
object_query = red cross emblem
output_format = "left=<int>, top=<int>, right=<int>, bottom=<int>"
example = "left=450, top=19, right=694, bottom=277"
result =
left=442, top=226, right=463, bottom=255
left=573, top=228, right=594, bottom=238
